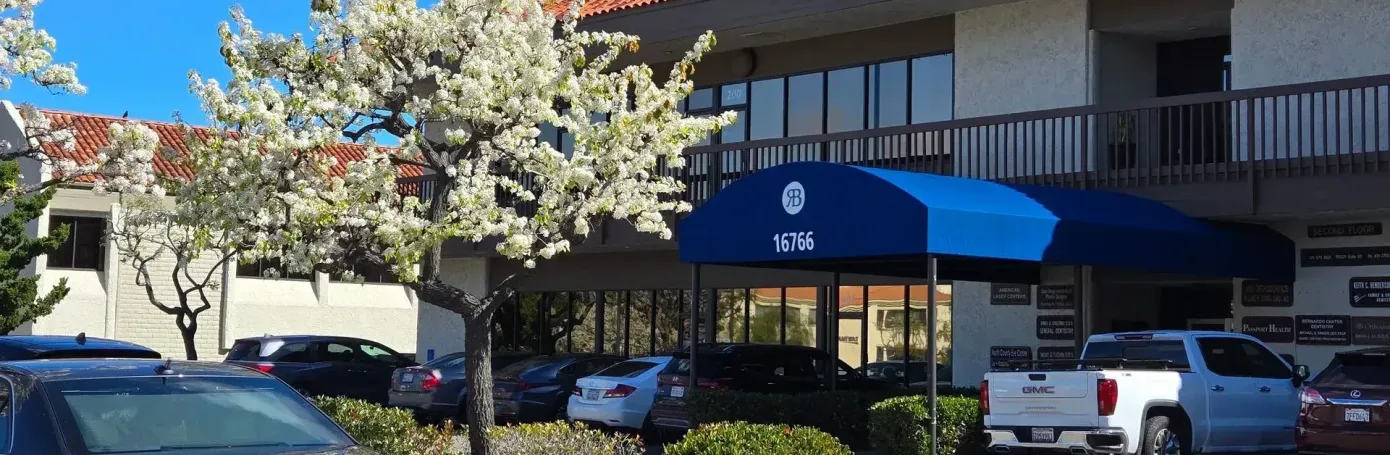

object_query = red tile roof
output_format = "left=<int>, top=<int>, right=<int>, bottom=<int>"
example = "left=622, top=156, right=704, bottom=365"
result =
left=37, top=109, right=424, bottom=184
left=543, top=0, right=671, bottom=18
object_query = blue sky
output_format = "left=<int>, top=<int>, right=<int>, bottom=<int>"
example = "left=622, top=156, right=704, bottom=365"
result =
left=8, top=1, right=318, bottom=125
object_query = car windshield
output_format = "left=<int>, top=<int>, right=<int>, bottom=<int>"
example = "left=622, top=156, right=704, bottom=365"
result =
left=1317, top=353, right=1390, bottom=386
left=47, top=375, right=353, bottom=453
left=496, top=356, right=555, bottom=379
left=865, top=363, right=930, bottom=382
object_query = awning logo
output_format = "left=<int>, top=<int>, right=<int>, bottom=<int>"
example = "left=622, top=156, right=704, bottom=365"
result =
left=782, top=181, right=805, bottom=215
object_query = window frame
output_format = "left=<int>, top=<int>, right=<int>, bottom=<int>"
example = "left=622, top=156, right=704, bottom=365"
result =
left=1196, top=336, right=1255, bottom=378
left=46, top=214, right=107, bottom=271
left=236, top=257, right=314, bottom=281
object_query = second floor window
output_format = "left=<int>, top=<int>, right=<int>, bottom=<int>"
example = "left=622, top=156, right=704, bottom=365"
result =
left=330, top=262, right=401, bottom=284
left=47, top=215, right=105, bottom=271
left=237, top=257, right=313, bottom=280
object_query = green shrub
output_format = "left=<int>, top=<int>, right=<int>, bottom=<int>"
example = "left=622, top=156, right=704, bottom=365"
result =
left=688, top=386, right=977, bottom=448
left=488, top=422, right=644, bottom=455
left=664, top=422, right=852, bottom=455
left=868, top=395, right=986, bottom=455
left=312, top=396, right=459, bottom=455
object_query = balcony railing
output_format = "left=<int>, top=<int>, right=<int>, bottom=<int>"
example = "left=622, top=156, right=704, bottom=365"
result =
left=402, top=73, right=1390, bottom=210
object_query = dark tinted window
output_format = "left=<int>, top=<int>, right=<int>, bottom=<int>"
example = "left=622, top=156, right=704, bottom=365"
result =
left=1233, top=339, right=1291, bottom=379
left=497, top=356, right=555, bottom=380
left=1317, top=353, right=1390, bottom=386
left=1197, top=337, right=1251, bottom=377
left=666, top=352, right=735, bottom=379
left=423, top=352, right=465, bottom=368
left=268, top=343, right=312, bottom=363
left=910, top=54, right=953, bottom=124
left=787, top=73, right=824, bottom=137
left=48, top=376, right=352, bottom=453
left=1083, top=340, right=1190, bottom=368
left=48, top=215, right=106, bottom=270
left=225, top=341, right=261, bottom=361
left=0, top=376, right=11, bottom=449
left=596, top=361, right=659, bottom=379
left=865, top=363, right=931, bottom=383
left=236, top=257, right=313, bottom=280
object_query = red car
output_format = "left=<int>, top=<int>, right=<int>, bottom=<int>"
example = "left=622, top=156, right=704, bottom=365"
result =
left=1298, top=348, right=1390, bottom=454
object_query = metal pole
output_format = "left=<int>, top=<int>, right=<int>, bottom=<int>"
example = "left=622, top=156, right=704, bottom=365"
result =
left=902, top=284, right=910, bottom=388
left=595, top=292, right=606, bottom=354
left=1074, top=266, right=1085, bottom=353
left=688, top=265, right=702, bottom=407
left=926, top=256, right=939, bottom=455
left=830, top=273, right=841, bottom=391
left=860, top=286, right=869, bottom=369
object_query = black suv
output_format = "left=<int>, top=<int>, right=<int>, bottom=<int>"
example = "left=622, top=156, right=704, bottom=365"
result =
left=648, top=343, right=900, bottom=432
left=224, top=335, right=416, bottom=404
left=0, top=334, right=161, bottom=360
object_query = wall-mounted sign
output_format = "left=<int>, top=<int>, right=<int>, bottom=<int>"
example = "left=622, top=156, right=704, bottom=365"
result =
left=1302, top=246, right=1390, bottom=267
left=1239, top=281, right=1293, bottom=307
left=990, top=283, right=1031, bottom=305
left=1349, top=277, right=1390, bottom=307
left=989, top=346, right=1032, bottom=369
left=1037, top=346, right=1076, bottom=361
left=1037, top=285, right=1075, bottom=310
left=1308, top=222, right=1383, bottom=238
left=1295, top=315, right=1351, bottom=345
left=1037, top=315, right=1076, bottom=340
left=1352, top=317, right=1390, bottom=346
left=1241, top=316, right=1295, bottom=343
left=837, top=336, right=859, bottom=344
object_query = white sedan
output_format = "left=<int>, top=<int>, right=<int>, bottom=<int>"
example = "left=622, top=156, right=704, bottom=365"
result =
left=567, top=356, right=672, bottom=430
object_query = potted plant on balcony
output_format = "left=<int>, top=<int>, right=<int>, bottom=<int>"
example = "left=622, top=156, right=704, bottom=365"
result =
left=1107, top=112, right=1139, bottom=170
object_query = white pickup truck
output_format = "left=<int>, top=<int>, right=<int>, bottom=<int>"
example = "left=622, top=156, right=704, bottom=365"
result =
left=981, top=331, right=1311, bottom=455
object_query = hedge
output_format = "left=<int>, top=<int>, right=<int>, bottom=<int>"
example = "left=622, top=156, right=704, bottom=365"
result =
left=868, top=395, right=986, bottom=455
left=664, top=422, right=853, bottom=455
left=687, top=386, right=980, bottom=449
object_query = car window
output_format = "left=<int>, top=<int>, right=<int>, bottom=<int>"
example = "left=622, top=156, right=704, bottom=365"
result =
left=1317, top=353, right=1390, bottom=386
left=0, top=375, right=11, bottom=452
left=422, top=353, right=465, bottom=368
left=744, top=350, right=817, bottom=381
left=1083, top=340, right=1190, bottom=368
left=497, top=356, right=553, bottom=379
left=595, top=361, right=659, bottom=378
left=268, top=343, right=313, bottom=363
left=357, top=343, right=399, bottom=365
left=1233, top=339, right=1292, bottom=379
left=668, top=352, right=735, bottom=379
left=322, top=343, right=358, bottom=363
left=47, top=376, right=352, bottom=453
left=1197, top=337, right=1253, bottom=377
left=225, top=341, right=261, bottom=361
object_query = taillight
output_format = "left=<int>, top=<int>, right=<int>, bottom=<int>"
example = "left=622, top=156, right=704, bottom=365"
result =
left=1098, top=379, right=1118, bottom=416
left=572, top=386, right=582, bottom=397
left=1300, top=387, right=1326, bottom=404
left=420, top=370, right=441, bottom=391
left=253, top=363, right=274, bottom=373
left=605, top=384, right=637, bottom=398
left=980, top=380, right=990, bottom=415
left=514, top=382, right=539, bottom=392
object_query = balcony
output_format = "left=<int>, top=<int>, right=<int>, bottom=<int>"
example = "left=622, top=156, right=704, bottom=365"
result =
left=409, top=73, right=1390, bottom=256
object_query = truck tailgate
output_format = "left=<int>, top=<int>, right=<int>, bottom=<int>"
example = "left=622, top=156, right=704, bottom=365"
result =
left=988, top=371, right=1100, bottom=428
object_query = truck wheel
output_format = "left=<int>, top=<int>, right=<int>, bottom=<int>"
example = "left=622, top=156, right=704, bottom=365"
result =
left=1142, top=415, right=1184, bottom=455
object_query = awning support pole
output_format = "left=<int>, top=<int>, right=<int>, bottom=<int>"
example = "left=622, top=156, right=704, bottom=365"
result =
left=926, top=255, right=939, bottom=455
left=829, top=272, right=841, bottom=392
left=688, top=264, right=702, bottom=420
left=1074, top=266, right=1085, bottom=353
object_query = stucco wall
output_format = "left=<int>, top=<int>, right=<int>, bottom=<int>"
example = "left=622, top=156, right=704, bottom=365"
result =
left=1231, top=0, right=1390, bottom=89
left=1233, top=216, right=1390, bottom=377
left=951, top=266, right=1091, bottom=387
left=952, top=0, right=1092, bottom=178
left=415, top=257, right=486, bottom=361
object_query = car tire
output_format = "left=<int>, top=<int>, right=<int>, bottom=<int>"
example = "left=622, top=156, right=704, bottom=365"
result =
left=1142, top=415, right=1185, bottom=455
left=556, top=402, right=569, bottom=423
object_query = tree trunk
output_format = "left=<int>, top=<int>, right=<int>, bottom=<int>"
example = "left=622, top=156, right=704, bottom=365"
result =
left=176, top=311, right=198, bottom=360
left=463, top=313, right=495, bottom=455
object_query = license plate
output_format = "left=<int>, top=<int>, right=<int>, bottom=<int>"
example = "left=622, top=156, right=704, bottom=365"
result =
left=670, top=386, right=686, bottom=398
left=584, top=389, right=600, bottom=400
left=400, top=373, right=415, bottom=383
left=1346, top=408, right=1371, bottom=423
left=1031, top=427, right=1055, bottom=443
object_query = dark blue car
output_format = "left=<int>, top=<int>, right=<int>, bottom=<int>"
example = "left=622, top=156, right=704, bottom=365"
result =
left=0, top=334, right=161, bottom=360
left=492, top=353, right=625, bottom=422
left=224, top=335, right=416, bottom=404
left=0, top=358, right=374, bottom=454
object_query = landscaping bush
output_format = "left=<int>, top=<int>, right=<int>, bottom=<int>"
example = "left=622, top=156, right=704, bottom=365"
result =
left=868, top=395, right=986, bottom=455
left=689, top=386, right=979, bottom=448
left=664, top=422, right=852, bottom=455
left=488, top=422, right=644, bottom=455
left=312, top=396, right=458, bottom=455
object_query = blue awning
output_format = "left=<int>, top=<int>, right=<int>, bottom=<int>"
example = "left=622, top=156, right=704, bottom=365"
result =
left=677, top=162, right=1294, bottom=283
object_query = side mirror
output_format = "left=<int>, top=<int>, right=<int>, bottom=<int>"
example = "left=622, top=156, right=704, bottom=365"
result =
left=1295, top=364, right=1310, bottom=381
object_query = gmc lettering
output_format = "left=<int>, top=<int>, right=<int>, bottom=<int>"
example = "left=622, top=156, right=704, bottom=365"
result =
left=1022, top=386, right=1056, bottom=394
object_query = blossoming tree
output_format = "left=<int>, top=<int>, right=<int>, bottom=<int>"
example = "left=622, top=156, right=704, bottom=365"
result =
left=180, top=0, right=731, bottom=451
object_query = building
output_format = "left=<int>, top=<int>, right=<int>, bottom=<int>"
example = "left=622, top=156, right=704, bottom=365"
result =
left=419, top=0, right=1390, bottom=385
left=0, top=105, right=421, bottom=359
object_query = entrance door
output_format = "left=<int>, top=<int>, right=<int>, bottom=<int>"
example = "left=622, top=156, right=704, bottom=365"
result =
left=1156, top=36, right=1231, bottom=166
